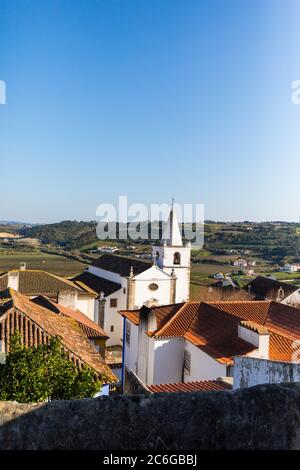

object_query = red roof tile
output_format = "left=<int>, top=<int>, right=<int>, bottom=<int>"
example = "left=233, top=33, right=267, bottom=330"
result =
left=32, top=296, right=109, bottom=340
left=120, top=303, right=185, bottom=330
left=122, top=299, right=300, bottom=365
left=1, top=289, right=116, bottom=382
left=0, top=270, right=95, bottom=297
left=147, top=379, right=232, bottom=393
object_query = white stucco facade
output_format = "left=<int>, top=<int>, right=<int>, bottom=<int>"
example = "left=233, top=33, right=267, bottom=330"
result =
left=153, top=244, right=191, bottom=303
left=282, top=289, right=300, bottom=307
left=124, top=319, right=139, bottom=374
left=125, top=328, right=228, bottom=386
left=76, top=296, right=95, bottom=321
left=153, top=338, right=185, bottom=384
left=132, top=266, right=174, bottom=308
left=183, top=341, right=227, bottom=382
left=238, top=325, right=269, bottom=359
left=102, top=290, right=127, bottom=346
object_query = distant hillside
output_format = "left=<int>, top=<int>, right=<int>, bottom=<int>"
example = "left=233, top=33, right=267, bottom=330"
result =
left=0, top=221, right=33, bottom=226
left=16, top=219, right=300, bottom=264
left=19, top=220, right=98, bottom=249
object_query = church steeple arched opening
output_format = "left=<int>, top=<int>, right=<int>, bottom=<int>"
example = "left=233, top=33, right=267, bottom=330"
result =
left=173, top=252, right=181, bottom=265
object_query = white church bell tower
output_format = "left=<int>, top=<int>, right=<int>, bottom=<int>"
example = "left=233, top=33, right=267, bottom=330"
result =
left=152, top=202, right=191, bottom=302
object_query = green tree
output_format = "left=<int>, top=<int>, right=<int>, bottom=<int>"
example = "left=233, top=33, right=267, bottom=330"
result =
left=0, top=333, right=102, bottom=403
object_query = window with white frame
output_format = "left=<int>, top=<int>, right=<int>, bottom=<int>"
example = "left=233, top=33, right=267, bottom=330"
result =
left=183, top=350, right=191, bottom=374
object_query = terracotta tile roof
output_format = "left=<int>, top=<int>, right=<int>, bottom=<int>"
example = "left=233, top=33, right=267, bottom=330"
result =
left=208, top=300, right=271, bottom=324
left=265, top=302, right=300, bottom=340
left=183, top=303, right=257, bottom=364
left=91, top=253, right=150, bottom=277
left=244, top=275, right=298, bottom=300
left=0, top=270, right=94, bottom=297
left=121, top=309, right=140, bottom=326
left=153, top=302, right=198, bottom=337
left=210, top=300, right=300, bottom=340
left=240, top=320, right=269, bottom=335
left=147, top=379, right=232, bottom=393
left=123, top=299, right=300, bottom=365
left=269, top=333, right=296, bottom=362
left=31, top=296, right=109, bottom=340
left=71, top=271, right=121, bottom=296
left=120, top=303, right=185, bottom=330
left=0, top=289, right=116, bottom=382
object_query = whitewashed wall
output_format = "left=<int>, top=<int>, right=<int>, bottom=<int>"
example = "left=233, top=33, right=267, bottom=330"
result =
left=153, top=245, right=191, bottom=302
left=183, top=341, right=227, bottom=382
left=104, top=289, right=127, bottom=346
left=283, top=290, right=300, bottom=306
left=76, top=296, right=95, bottom=321
left=124, top=320, right=139, bottom=374
left=152, top=338, right=185, bottom=385
left=133, top=267, right=172, bottom=308
left=238, top=325, right=269, bottom=359
left=133, top=280, right=172, bottom=308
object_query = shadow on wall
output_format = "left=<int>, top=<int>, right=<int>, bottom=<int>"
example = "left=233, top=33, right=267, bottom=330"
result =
left=0, top=382, right=300, bottom=449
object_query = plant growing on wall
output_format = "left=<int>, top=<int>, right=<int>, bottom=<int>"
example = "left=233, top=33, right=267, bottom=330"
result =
left=0, top=333, right=102, bottom=403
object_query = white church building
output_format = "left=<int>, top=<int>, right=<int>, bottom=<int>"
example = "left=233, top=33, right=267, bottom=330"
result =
left=71, top=204, right=191, bottom=346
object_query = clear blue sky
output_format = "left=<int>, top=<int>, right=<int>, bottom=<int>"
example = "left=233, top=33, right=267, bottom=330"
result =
left=1, top=0, right=300, bottom=223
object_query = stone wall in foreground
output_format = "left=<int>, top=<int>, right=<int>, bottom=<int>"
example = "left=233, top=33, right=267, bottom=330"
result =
left=0, top=382, right=300, bottom=450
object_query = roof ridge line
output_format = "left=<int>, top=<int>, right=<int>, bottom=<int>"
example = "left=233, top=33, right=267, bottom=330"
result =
left=100, top=252, right=150, bottom=263
left=206, top=300, right=271, bottom=305
left=154, top=301, right=195, bottom=337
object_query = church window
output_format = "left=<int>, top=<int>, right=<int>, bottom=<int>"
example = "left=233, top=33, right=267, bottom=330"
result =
left=173, top=252, right=181, bottom=265
left=149, top=283, right=158, bottom=291
left=110, top=325, right=114, bottom=332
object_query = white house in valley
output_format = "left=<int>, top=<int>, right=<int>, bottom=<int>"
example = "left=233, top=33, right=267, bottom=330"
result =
left=71, top=204, right=191, bottom=346
left=120, top=299, right=300, bottom=390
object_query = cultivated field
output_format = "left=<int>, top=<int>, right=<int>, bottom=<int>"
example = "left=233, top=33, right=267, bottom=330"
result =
left=190, top=263, right=233, bottom=284
left=0, top=252, right=86, bottom=277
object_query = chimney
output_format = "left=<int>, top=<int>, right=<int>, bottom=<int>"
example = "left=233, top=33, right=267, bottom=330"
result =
left=137, top=306, right=157, bottom=384
left=20, top=262, right=26, bottom=271
left=238, top=321, right=269, bottom=359
left=7, top=271, right=19, bottom=291
left=98, top=291, right=106, bottom=328
left=170, top=268, right=177, bottom=304
left=277, top=287, right=285, bottom=302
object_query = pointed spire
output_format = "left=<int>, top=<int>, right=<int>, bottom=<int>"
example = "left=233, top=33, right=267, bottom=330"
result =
left=161, top=200, right=183, bottom=246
